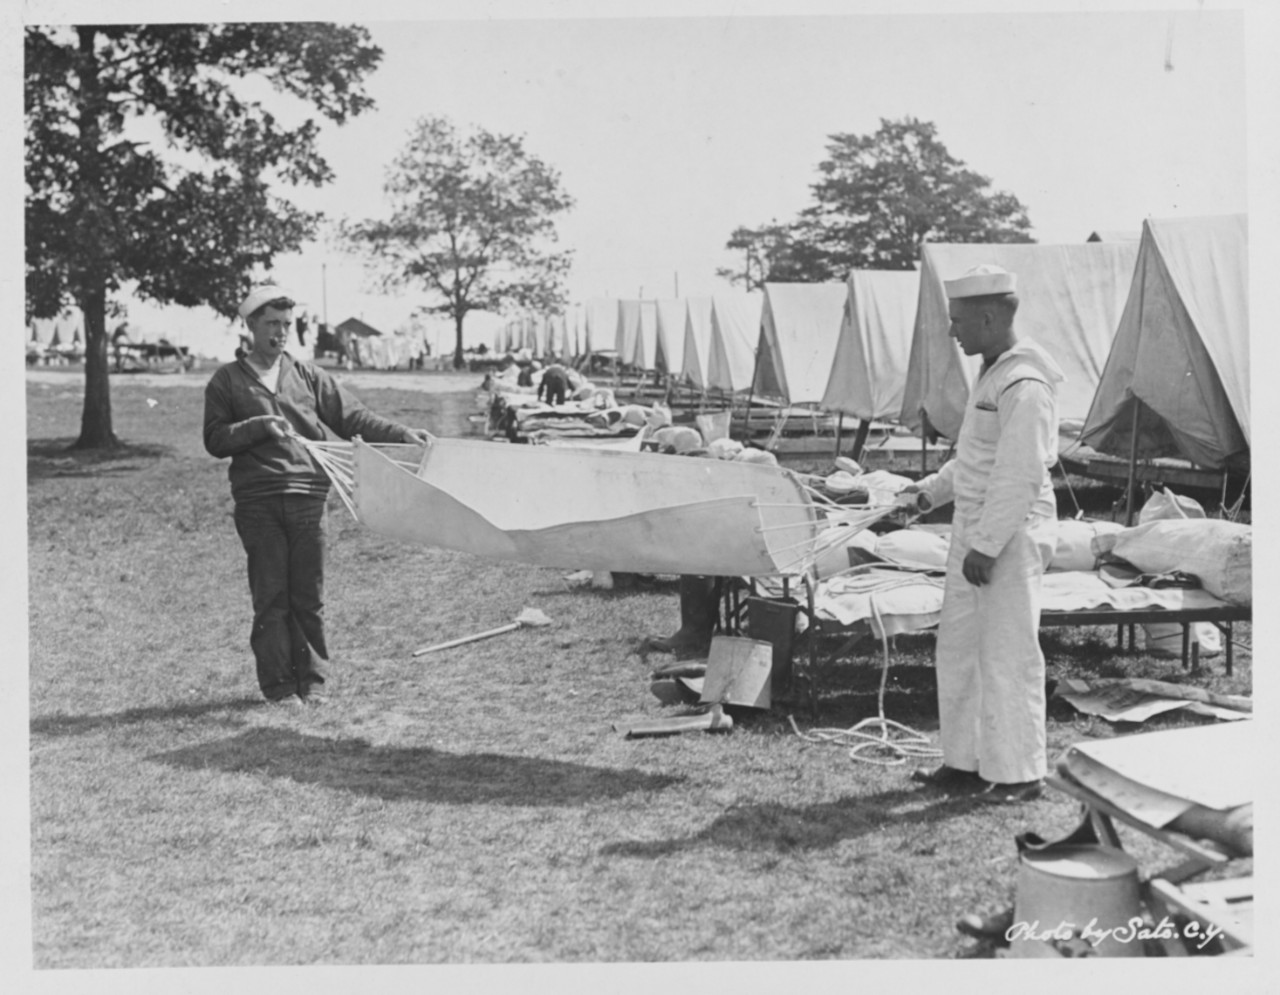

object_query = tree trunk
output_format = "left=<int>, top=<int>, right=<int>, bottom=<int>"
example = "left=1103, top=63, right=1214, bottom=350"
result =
left=453, top=311, right=465, bottom=369
left=70, top=26, right=120, bottom=450
left=74, top=284, right=120, bottom=449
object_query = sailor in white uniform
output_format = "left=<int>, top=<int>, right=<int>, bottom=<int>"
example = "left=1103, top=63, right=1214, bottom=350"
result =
left=902, top=265, right=1063, bottom=804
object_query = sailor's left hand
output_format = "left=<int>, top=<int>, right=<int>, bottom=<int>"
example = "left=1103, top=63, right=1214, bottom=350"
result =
left=962, top=549, right=997, bottom=586
left=400, top=428, right=434, bottom=447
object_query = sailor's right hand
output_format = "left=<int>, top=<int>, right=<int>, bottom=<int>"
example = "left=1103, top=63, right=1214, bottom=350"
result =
left=894, top=485, right=931, bottom=512
left=262, top=415, right=292, bottom=440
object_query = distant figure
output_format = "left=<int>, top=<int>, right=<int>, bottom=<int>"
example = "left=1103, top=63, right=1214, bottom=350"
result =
left=516, top=363, right=534, bottom=388
left=537, top=363, right=571, bottom=406
left=112, top=322, right=132, bottom=372
left=296, top=313, right=309, bottom=348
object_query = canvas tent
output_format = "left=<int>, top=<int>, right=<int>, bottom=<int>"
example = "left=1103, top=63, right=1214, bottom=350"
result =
left=901, top=241, right=1140, bottom=441
left=637, top=301, right=659, bottom=370
left=681, top=297, right=715, bottom=388
left=583, top=298, right=619, bottom=359
left=653, top=298, right=687, bottom=376
left=616, top=300, right=642, bottom=368
left=1079, top=214, right=1249, bottom=470
left=754, top=282, right=848, bottom=405
left=1087, top=230, right=1142, bottom=243
left=707, top=291, right=764, bottom=393
left=820, top=269, right=920, bottom=421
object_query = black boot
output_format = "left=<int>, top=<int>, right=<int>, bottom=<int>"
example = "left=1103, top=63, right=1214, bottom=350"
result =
left=644, top=575, right=720, bottom=658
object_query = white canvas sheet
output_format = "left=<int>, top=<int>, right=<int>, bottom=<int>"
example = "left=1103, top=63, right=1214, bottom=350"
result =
left=755, top=282, right=848, bottom=404
left=349, top=439, right=818, bottom=577
left=901, top=242, right=1139, bottom=441
left=707, top=291, right=763, bottom=392
left=820, top=270, right=919, bottom=420
left=1080, top=215, right=1249, bottom=468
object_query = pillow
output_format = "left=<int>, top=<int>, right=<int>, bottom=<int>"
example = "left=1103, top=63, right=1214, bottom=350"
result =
left=875, top=528, right=949, bottom=570
left=1049, top=519, right=1124, bottom=572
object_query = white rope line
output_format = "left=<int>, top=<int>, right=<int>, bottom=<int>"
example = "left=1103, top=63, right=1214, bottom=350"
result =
left=789, top=591, right=942, bottom=767
left=768, top=506, right=899, bottom=574
left=299, top=438, right=359, bottom=519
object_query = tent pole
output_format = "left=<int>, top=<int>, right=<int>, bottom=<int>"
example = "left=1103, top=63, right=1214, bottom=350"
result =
left=741, top=343, right=762, bottom=445
left=833, top=412, right=844, bottom=459
left=1124, top=402, right=1141, bottom=526
left=920, top=409, right=928, bottom=476
left=851, top=418, right=872, bottom=462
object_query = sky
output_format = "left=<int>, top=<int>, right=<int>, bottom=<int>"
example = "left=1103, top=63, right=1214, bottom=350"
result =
left=14, top=0, right=1257, bottom=356
left=273, top=6, right=1249, bottom=344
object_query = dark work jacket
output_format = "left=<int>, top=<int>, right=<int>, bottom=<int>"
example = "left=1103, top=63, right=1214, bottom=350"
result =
left=204, top=352, right=410, bottom=503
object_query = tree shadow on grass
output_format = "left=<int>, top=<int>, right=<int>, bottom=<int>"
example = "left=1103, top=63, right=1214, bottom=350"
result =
left=30, top=696, right=266, bottom=737
left=151, top=727, right=683, bottom=806
left=27, top=437, right=175, bottom=479
left=600, top=786, right=979, bottom=858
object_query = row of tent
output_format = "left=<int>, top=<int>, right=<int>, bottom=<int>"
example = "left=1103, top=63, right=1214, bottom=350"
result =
left=494, top=214, right=1248, bottom=471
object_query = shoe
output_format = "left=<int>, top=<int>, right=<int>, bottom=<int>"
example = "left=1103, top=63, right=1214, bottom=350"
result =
left=956, top=907, right=1015, bottom=943
left=301, top=692, right=329, bottom=707
left=976, top=779, right=1045, bottom=805
left=265, top=694, right=305, bottom=708
left=911, top=765, right=984, bottom=792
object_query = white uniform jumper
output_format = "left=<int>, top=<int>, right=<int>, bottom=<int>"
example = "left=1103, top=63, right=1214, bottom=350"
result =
left=917, top=340, right=1063, bottom=784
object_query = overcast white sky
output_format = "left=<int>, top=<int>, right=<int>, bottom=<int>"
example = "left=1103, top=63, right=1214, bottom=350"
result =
left=15, top=0, right=1259, bottom=351
left=272, top=5, right=1249, bottom=340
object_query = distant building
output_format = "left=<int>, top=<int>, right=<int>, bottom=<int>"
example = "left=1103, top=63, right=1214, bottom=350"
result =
left=335, top=317, right=384, bottom=339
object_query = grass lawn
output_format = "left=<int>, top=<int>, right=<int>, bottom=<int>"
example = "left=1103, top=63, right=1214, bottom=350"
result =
left=24, top=367, right=1252, bottom=969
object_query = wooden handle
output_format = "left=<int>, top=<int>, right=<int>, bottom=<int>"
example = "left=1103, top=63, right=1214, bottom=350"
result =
left=412, top=621, right=519, bottom=657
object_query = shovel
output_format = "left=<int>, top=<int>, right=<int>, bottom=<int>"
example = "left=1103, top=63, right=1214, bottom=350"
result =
left=411, top=607, right=553, bottom=657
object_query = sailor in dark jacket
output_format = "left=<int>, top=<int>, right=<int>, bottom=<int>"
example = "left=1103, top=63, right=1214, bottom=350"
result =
left=204, top=285, right=430, bottom=705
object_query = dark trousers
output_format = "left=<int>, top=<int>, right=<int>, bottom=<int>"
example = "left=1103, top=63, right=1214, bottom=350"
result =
left=234, top=495, right=330, bottom=700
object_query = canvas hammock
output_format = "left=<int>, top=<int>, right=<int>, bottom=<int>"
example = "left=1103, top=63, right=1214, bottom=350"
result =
left=302, top=436, right=895, bottom=577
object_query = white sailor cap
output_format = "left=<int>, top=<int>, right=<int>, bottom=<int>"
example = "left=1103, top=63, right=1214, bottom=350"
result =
left=944, top=264, right=1016, bottom=299
left=238, top=285, right=296, bottom=319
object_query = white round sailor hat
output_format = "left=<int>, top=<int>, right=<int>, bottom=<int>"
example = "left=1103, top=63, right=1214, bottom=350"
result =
left=944, top=264, right=1016, bottom=300
left=238, top=285, right=296, bottom=319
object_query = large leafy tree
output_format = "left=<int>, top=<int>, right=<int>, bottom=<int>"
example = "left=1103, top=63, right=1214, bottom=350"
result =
left=343, top=116, right=574, bottom=368
left=25, top=23, right=382, bottom=448
left=722, top=116, right=1033, bottom=283
left=716, top=219, right=830, bottom=290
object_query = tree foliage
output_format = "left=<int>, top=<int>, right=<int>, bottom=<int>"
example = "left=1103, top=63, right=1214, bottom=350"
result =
left=342, top=116, right=574, bottom=368
left=721, top=117, right=1033, bottom=286
left=25, top=23, right=382, bottom=447
left=715, top=219, right=828, bottom=291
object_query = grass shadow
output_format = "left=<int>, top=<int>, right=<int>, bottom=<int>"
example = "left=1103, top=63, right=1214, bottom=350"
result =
left=600, top=786, right=977, bottom=858
left=151, top=728, right=684, bottom=806
left=30, top=696, right=266, bottom=737
left=27, top=437, right=176, bottom=479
